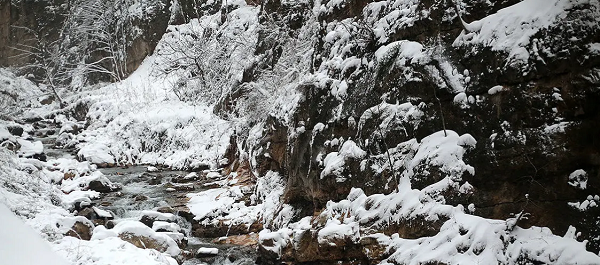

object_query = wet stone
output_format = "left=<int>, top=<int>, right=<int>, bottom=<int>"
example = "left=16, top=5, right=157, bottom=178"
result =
left=148, top=176, right=163, bottom=185
left=157, top=206, right=174, bottom=214
left=164, top=183, right=195, bottom=192
left=88, top=180, right=121, bottom=193
left=135, top=195, right=149, bottom=201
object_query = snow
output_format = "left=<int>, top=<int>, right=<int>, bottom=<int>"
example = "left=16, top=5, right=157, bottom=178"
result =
left=568, top=169, right=588, bottom=190
left=60, top=46, right=235, bottom=169
left=0, top=203, right=69, bottom=265
left=0, top=124, right=11, bottom=140
left=54, top=236, right=178, bottom=265
left=552, top=92, right=564, bottom=101
left=453, top=0, right=572, bottom=65
left=321, top=140, right=366, bottom=179
left=77, top=143, right=115, bottom=165
left=358, top=102, right=423, bottom=137
left=152, top=221, right=181, bottom=233
left=457, top=134, right=477, bottom=149
left=543, top=121, right=570, bottom=134
left=92, top=220, right=181, bottom=256
left=589, top=43, right=600, bottom=54
left=257, top=124, right=600, bottom=264
left=0, top=1, right=598, bottom=264
left=453, top=92, right=468, bottom=109
left=266, top=182, right=600, bottom=264
left=368, top=0, right=420, bottom=43
left=408, top=130, right=476, bottom=180
left=374, top=40, right=425, bottom=64
left=487, top=85, right=505, bottom=95
left=62, top=190, right=99, bottom=209
left=140, top=211, right=176, bottom=222
left=16, top=138, right=44, bottom=157
left=187, top=188, right=237, bottom=220
left=197, top=247, right=219, bottom=255
left=206, top=171, right=221, bottom=179
left=568, top=196, right=599, bottom=211
left=61, top=170, right=120, bottom=193
left=0, top=68, right=46, bottom=117
left=93, top=206, right=114, bottom=218
left=186, top=170, right=287, bottom=231
left=317, top=219, right=359, bottom=245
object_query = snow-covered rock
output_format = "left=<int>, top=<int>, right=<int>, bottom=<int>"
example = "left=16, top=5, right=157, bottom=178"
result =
left=92, top=220, right=181, bottom=256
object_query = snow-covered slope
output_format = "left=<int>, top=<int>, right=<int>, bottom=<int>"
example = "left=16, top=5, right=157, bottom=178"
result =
left=0, top=203, right=69, bottom=265
left=2, top=0, right=600, bottom=264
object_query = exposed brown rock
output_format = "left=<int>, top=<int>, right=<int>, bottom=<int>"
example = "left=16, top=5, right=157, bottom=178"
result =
left=63, top=172, right=76, bottom=180
left=213, top=233, right=258, bottom=246
left=64, top=220, right=93, bottom=241
left=88, top=180, right=120, bottom=193
left=192, top=220, right=263, bottom=238
left=118, top=232, right=169, bottom=253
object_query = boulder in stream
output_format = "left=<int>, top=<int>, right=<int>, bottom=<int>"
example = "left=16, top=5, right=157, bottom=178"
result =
left=164, top=182, right=195, bottom=192
left=139, top=210, right=176, bottom=228
left=196, top=247, right=218, bottom=258
left=171, top=172, right=200, bottom=183
left=161, top=232, right=188, bottom=248
left=92, top=221, right=181, bottom=256
left=88, top=179, right=121, bottom=193
left=152, top=221, right=182, bottom=233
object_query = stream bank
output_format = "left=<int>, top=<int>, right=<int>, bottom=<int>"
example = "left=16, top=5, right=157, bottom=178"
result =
left=26, top=118, right=259, bottom=265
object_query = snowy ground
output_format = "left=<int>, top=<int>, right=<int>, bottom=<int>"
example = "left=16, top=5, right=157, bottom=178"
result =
left=0, top=139, right=179, bottom=265
left=1, top=0, right=600, bottom=264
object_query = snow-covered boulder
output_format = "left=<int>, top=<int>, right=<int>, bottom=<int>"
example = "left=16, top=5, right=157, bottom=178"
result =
left=61, top=171, right=121, bottom=193
left=196, top=247, right=218, bottom=257
left=139, top=210, right=176, bottom=228
left=77, top=143, right=116, bottom=167
left=92, top=220, right=181, bottom=256
left=58, top=216, right=95, bottom=240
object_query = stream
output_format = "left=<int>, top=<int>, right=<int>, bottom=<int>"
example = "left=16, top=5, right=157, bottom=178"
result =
left=34, top=120, right=258, bottom=265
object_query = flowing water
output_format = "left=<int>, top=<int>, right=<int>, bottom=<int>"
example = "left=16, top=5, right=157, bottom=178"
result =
left=35, top=121, right=258, bottom=265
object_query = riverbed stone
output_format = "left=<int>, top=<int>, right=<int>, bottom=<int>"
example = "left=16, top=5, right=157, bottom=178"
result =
left=164, top=182, right=195, bottom=192
left=6, top=125, right=23, bottom=136
left=88, top=179, right=121, bottom=193
left=135, top=195, right=149, bottom=201
left=192, top=220, right=263, bottom=238
left=160, top=232, right=188, bottom=248
left=139, top=210, right=177, bottom=228
left=148, top=176, right=163, bottom=185
left=77, top=207, right=96, bottom=220
left=64, top=220, right=94, bottom=241
left=119, top=232, right=172, bottom=254
left=213, top=233, right=258, bottom=246
left=171, top=172, right=200, bottom=183
left=156, top=206, right=174, bottom=214
left=172, top=205, right=195, bottom=222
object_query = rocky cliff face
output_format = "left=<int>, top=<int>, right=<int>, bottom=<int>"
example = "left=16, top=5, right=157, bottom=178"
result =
left=204, top=0, right=600, bottom=262
left=138, top=0, right=600, bottom=262
left=0, top=0, right=170, bottom=85
left=3, top=0, right=600, bottom=264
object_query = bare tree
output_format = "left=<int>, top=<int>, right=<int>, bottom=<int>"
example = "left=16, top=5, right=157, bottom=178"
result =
left=10, top=0, right=132, bottom=102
